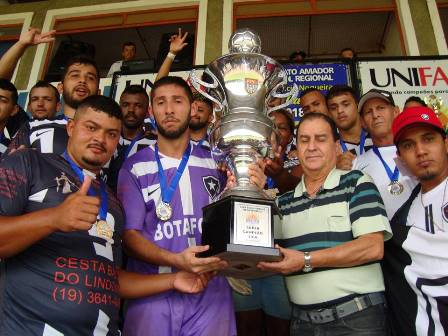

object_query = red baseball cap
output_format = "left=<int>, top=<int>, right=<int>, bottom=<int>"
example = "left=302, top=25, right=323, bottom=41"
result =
left=392, top=106, right=444, bottom=145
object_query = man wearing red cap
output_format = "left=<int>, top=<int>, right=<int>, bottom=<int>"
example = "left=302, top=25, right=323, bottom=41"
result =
left=382, top=106, right=448, bottom=335
left=353, top=89, right=418, bottom=219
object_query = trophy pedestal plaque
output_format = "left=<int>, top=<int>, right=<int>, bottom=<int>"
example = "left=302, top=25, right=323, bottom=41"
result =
left=200, top=195, right=281, bottom=279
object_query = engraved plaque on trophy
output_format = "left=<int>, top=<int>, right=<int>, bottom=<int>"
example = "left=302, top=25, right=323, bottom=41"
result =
left=189, top=28, right=298, bottom=278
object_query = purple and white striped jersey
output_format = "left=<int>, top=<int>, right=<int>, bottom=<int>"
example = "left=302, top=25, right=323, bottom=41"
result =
left=117, top=141, right=225, bottom=276
left=118, top=141, right=236, bottom=336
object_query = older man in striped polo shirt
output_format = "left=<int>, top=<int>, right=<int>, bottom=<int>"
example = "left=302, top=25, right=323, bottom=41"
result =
left=259, top=112, right=392, bottom=335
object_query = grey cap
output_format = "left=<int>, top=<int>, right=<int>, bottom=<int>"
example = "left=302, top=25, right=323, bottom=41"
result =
left=358, top=89, right=395, bottom=114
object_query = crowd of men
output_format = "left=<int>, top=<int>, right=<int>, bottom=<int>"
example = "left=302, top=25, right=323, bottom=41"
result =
left=0, top=27, right=446, bottom=336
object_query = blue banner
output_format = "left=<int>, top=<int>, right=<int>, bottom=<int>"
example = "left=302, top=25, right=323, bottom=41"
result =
left=284, top=63, right=350, bottom=121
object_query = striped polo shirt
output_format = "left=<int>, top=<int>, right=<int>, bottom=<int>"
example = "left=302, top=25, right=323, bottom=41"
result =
left=275, top=168, right=392, bottom=308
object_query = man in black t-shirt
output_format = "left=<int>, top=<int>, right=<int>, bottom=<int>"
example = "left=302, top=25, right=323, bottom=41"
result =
left=0, top=95, right=209, bottom=336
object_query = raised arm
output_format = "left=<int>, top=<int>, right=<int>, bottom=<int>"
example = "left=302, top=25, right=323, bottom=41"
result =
left=0, top=28, right=55, bottom=80
left=154, top=28, right=188, bottom=82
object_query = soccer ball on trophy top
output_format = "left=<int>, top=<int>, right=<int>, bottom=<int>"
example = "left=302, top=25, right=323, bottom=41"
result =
left=228, top=28, right=261, bottom=54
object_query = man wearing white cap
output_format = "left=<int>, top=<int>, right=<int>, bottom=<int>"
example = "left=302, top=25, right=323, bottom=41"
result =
left=353, top=89, right=418, bottom=219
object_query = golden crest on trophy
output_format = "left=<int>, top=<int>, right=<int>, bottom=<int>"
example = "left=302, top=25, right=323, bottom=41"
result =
left=424, top=94, right=448, bottom=132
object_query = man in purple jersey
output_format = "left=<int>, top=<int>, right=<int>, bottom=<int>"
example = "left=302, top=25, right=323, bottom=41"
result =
left=118, top=76, right=266, bottom=336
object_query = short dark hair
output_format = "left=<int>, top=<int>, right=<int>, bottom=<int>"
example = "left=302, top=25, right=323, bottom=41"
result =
left=289, top=50, right=306, bottom=61
left=297, top=112, right=339, bottom=141
left=151, top=76, right=193, bottom=104
left=404, top=96, right=426, bottom=107
left=192, top=92, right=213, bottom=112
left=121, top=85, right=149, bottom=104
left=30, top=80, right=60, bottom=102
left=326, top=85, right=358, bottom=104
left=300, top=87, right=322, bottom=99
left=62, top=55, right=99, bottom=82
left=76, top=95, right=122, bottom=121
left=272, top=108, right=295, bottom=134
left=340, top=47, right=356, bottom=58
left=122, top=42, right=136, bottom=50
left=0, top=78, right=18, bottom=105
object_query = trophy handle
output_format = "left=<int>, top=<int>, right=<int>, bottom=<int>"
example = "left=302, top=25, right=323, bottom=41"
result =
left=267, top=82, right=299, bottom=114
left=189, top=68, right=225, bottom=114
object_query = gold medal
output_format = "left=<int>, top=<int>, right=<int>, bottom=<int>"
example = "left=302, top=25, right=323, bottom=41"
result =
left=388, top=181, right=404, bottom=195
left=96, top=219, right=113, bottom=240
left=156, top=202, right=172, bottom=221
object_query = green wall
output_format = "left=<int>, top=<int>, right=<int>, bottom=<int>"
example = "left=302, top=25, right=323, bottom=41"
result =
left=408, top=0, right=439, bottom=55
left=203, top=0, right=223, bottom=63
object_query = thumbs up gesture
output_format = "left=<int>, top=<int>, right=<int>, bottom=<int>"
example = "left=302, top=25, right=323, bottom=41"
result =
left=53, top=176, right=101, bottom=232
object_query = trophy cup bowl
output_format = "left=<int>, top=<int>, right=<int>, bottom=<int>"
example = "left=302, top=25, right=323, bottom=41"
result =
left=189, top=28, right=297, bottom=278
left=211, top=111, right=278, bottom=200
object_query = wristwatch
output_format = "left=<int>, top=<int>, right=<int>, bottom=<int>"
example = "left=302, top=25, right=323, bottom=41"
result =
left=303, top=252, right=313, bottom=273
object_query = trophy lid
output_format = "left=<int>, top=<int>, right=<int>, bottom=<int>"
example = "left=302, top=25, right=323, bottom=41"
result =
left=228, top=28, right=261, bottom=54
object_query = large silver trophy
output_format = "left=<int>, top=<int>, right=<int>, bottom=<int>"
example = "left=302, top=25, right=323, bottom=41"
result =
left=190, top=28, right=298, bottom=278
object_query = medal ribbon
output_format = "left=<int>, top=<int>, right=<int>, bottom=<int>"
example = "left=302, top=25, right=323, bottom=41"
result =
left=63, top=151, right=108, bottom=220
left=340, top=129, right=367, bottom=155
left=266, top=177, right=275, bottom=189
left=197, top=138, right=205, bottom=148
left=154, top=143, right=191, bottom=205
left=372, top=146, right=399, bottom=183
left=123, top=132, right=143, bottom=159
left=148, top=117, right=157, bottom=131
left=196, top=133, right=210, bottom=148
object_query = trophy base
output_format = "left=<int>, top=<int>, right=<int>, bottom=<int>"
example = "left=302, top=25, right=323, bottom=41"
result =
left=200, top=195, right=281, bottom=279
left=216, top=243, right=281, bottom=279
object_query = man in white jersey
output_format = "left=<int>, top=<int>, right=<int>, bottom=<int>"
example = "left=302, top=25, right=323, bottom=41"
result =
left=353, top=89, right=418, bottom=219
left=382, top=106, right=448, bottom=335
